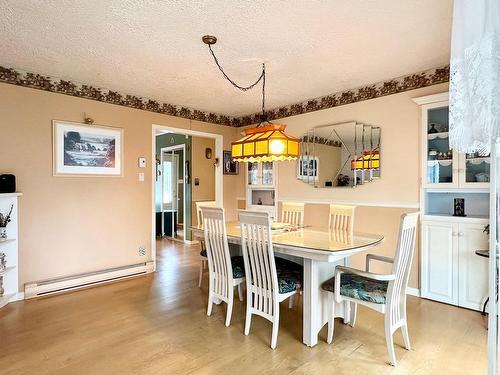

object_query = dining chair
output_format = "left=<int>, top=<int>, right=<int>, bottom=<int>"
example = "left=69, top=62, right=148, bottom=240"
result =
left=322, top=212, right=419, bottom=366
left=281, top=202, right=305, bottom=226
left=328, top=204, right=356, bottom=232
left=196, top=200, right=217, bottom=287
left=239, top=210, right=303, bottom=349
left=202, top=206, right=245, bottom=327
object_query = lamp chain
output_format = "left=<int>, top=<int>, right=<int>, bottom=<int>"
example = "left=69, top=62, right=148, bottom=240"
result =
left=207, top=44, right=267, bottom=120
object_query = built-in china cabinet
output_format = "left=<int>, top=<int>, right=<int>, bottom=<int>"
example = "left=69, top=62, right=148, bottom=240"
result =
left=414, top=92, right=490, bottom=312
left=245, top=161, right=278, bottom=220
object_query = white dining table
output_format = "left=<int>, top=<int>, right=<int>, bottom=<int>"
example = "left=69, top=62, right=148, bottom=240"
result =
left=191, top=222, right=384, bottom=347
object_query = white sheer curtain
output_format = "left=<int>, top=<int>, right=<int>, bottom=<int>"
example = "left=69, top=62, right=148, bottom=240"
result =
left=449, top=0, right=499, bottom=155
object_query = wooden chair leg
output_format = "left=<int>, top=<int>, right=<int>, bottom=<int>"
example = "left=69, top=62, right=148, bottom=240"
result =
left=401, top=323, right=411, bottom=350
left=198, top=259, right=204, bottom=288
left=327, top=293, right=335, bottom=344
left=271, top=316, right=280, bottom=350
left=237, top=283, right=244, bottom=302
left=349, top=301, right=357, bottom=327
left=385, top=318, right=397, bottom=366
left=244, top=308, right=252, bottom=335
left=207, top=294, right=213, bottom=316
left=225, top=296, right=233, bottom=327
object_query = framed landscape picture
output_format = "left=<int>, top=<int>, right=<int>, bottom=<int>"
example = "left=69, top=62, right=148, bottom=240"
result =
left=223, top=150, right=239, bottom=175
left=53, top=120, right=123, bottom=176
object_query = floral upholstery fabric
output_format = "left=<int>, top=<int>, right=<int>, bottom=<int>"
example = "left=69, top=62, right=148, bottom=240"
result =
left=231, top=256, right=245, bottom=279
left=321, top=273, right=388, bottom=304
left=275, top=257, right=303, bottom=294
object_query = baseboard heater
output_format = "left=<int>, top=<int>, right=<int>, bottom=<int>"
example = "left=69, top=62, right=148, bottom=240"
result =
left=24, top=261, right=154, bottom=299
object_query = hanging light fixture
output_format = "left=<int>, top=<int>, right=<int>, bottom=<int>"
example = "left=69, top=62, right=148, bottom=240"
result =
left=202, top=35, right=300, bottom=163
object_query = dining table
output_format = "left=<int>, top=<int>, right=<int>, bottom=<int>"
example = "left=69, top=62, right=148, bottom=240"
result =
left=191, top=222, right=384, bottom=347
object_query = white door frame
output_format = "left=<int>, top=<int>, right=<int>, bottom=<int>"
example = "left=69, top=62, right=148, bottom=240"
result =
left=151, top=124, right=224, bottom=271
left=160, top=144, right=185, bottom=240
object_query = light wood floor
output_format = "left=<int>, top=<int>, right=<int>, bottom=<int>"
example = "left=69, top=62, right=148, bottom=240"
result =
left=0, top=240, right=487, bottom=374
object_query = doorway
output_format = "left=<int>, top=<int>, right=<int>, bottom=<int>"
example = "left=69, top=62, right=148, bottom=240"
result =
left=152, top=125, right=223, bottom=270
left=160, top=144, right=186, bottom=240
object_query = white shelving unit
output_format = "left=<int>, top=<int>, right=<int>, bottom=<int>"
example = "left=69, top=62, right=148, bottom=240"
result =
left=245, top=162, right=278, bottom=220
left=0, top=192, right=21, bottom=309
left=414, top=93, right=490, bottom=312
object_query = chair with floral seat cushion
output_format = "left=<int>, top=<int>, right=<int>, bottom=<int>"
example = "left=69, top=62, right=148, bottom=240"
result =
left=239, top=210, right=302, bottom=350
left=275, top=257, right=303, bottom=307
left=322, top=212, right=419, bottom=366
left=196, top=201, right=217, bottom=287
left=202, top=206, right=245, bottom=327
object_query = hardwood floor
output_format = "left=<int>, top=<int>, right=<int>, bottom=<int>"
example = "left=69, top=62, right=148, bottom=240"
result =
left=0, top=239, right=487, bottom=374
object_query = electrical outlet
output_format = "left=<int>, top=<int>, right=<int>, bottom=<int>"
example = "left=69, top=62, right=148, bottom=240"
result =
left=138, top=246, right=146, bottom=256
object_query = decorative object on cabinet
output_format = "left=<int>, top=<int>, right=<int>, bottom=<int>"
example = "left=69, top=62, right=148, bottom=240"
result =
left=453, top=198, right=466, bottom=217
left=0, top=252, right=5, bottom=271
left=0, top=193, right=21, bottom=309
left=223, top=151, right=239, bottom=175
left=201, top=35, right=300, bottom=163
left=0, top=204, right=13, bottom=241
left=0, top=174, right=15, bottom=193
left=298, top=122, right=381, bottom=188
left=53, top=120, right=123, bottom=177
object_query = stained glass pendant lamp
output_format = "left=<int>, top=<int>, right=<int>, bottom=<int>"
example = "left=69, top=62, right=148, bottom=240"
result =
left=202, top=35, right=300, bottom=162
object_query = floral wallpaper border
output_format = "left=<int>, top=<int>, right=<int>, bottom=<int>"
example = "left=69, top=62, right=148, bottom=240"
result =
left=236, top=65, right=449, bottom=126
left=0, top=64, right=449, bottom=128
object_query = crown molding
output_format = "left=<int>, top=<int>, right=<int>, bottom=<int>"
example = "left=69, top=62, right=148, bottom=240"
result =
left=0, top=64, right=449, bottom=128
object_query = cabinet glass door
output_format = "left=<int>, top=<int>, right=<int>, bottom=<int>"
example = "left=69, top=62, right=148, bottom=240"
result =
left=463, top=152, right=490, bottom=187
left=426, top=106, right=457, bottom=186
left=262, top=162, right=274, bottom=185
left=248, top=162, right=258, bottom=185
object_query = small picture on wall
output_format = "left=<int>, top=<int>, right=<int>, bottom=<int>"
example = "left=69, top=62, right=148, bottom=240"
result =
left=53, top=120, right=123, bottom=176
left=297, top=155, right=319, bottom=181
left=223, top=150, right=239, bottom=175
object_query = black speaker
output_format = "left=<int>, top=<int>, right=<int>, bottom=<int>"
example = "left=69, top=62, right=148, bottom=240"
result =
left=0, top=174, right=16, bottom=193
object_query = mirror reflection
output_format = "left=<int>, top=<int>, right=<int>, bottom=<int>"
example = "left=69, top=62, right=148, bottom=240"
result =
left=297, top=122, right=381, bottom=188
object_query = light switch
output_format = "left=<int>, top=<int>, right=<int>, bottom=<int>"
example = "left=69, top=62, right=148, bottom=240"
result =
left=138, top=172, right=145, bottom=182
left=138, top=157, right=146, bottom=168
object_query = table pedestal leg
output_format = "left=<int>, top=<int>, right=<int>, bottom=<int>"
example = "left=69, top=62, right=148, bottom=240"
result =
left=302, top=258, right=346, bottom=347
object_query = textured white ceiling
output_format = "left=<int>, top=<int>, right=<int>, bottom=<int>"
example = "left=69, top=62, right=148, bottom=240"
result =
left=0, top=0, right=452, bottom=117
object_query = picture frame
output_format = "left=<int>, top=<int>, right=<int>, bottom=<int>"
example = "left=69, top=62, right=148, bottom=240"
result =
left=296, top=155, right=319, bottom=181
left=223, top=150, right=239, bottom=175
left=53, top=120, right=123, bottom=177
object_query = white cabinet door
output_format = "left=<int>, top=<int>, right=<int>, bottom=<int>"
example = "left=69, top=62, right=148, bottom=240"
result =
left=421, top=221, right=459, bottom=305
left=458, top=223, right=489, bottom=311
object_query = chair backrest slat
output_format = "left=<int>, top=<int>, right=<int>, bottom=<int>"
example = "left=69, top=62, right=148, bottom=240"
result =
left=196, top=201, right=217, bottom=228
left=281, top=202, right=305, bottom=226
left=328, top=205, right=355, bottom=232
left=202, top=207, right=233, bottom=301
left=240, top=210, right=279, bottom=319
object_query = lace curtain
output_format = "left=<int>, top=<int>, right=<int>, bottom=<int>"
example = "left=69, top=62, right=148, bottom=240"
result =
left=449, top=0, right=500, bottom=155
